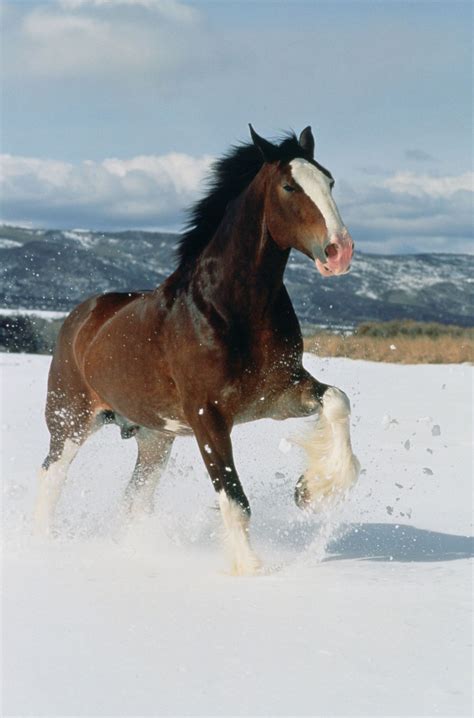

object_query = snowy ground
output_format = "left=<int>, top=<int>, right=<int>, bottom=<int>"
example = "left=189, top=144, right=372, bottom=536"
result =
left=1, top=353, right=472, bottom=717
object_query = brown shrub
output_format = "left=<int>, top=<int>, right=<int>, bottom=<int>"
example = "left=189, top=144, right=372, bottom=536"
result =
left=304, top=322, right=474, bottom=364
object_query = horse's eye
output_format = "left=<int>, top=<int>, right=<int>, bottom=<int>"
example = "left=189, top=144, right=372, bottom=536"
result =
left=283, top=184, right=295, bottom=193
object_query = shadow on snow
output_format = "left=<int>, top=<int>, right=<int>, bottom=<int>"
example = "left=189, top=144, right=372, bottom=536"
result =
left=326, top=523, right=474, bottom=563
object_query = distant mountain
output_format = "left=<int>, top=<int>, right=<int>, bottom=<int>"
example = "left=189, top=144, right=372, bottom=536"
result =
left=1, top=225, right=472, bottom=330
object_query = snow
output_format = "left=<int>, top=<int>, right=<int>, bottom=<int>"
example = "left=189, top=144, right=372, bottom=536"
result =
left=0, top=239, right=23, bottom=249
left=0, top=307, right=67, bottom=320
left=62, top=230, right=98, bottom=250
left=1, top=353, right=473, bottom=717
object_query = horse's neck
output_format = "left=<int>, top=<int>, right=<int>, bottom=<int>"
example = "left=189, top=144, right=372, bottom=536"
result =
left=196, top=180, right=290, bottom=313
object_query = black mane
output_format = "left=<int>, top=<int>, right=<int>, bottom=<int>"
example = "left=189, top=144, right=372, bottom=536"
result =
left=176, top=132, right=310, bottom=268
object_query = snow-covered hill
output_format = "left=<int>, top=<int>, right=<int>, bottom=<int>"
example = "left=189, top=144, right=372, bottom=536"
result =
left=1, top=225, right=473, bottom=329
left=2, top=353, right=472, bottom=716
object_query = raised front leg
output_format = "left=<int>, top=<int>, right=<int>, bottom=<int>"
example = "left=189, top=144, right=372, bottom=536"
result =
left=188, top=405, right=260, bottom=576
left=295, top=381, right=360, bottom=511
left=271, top=369, right=328, bottom=419
left=274, top=372, right=360, bottom=511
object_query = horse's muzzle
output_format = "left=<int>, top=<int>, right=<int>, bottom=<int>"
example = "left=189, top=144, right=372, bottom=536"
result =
left=314, top=229, right=354, bottom=277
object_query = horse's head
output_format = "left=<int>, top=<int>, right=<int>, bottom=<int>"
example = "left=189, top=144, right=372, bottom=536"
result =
left=250, top=124, right=354, bottom=276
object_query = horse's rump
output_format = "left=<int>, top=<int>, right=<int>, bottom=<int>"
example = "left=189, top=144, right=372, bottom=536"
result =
left=46, top=292, right=145, bottom=427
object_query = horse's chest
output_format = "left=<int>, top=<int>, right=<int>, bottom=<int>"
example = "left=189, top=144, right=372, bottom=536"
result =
left=231, top=340, right=298, bottom=411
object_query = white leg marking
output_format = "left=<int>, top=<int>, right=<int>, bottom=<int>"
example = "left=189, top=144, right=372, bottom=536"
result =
left=218, top=491, right=260, bottom=576
left=298, top=387, right=360, bottom=509
left=124, top=438, right=173, bottom=521
left=33, top=439, right=79, bottom=536
left=126, top=463, right=167, bottom=520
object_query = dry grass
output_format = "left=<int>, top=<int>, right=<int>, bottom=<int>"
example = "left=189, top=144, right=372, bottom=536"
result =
left=304, top=321, right=474, bottom=364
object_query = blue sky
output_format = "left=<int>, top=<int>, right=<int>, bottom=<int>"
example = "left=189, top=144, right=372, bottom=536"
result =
left=1, top=0, right=472, bottom=253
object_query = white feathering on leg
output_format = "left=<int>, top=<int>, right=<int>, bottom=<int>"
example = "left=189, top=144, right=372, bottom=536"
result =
left=33, top=439, right=79, bottom=535
left=218, top=491, right=261, bottom=576
left=298, top=387, right=360, bottom=509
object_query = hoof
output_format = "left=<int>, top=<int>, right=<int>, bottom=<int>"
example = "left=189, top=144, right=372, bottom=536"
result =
left=32, top=502, right=55, bottom=537
left=32, top=519, right=53, bottom=538
left=120, top=424, right=139, bottom=439
left=295, top=474, right=312, bottom=510
left=230, top=552, right=262, bottom=577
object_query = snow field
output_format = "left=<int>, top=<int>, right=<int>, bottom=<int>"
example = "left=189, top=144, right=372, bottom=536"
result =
left=1, top=353, right=473, bottom=716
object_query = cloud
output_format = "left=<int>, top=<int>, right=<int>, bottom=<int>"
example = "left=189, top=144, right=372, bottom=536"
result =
left=59, top=0, right=198, bottom=23
left=1, top=153, right=472, bottom=253
left=340, top=172, right=473, bottom=254
left=404, top=149, right=437, bottom=163
left=5, top=0, right=204, bottom=80
left=0, top=156, right=72, bottom=187
left=0, top=152, right=213, bottom=229
left=356, top=165, right=392, bottom=177
left=383, top=171, right=473, bottom=198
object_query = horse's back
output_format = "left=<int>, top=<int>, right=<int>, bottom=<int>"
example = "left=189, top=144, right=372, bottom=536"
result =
left=55, top=291, right=146, bottom=361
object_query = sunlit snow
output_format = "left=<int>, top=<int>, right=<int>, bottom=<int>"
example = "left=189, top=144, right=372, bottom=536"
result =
left=1, top=353, right=472, bottom=716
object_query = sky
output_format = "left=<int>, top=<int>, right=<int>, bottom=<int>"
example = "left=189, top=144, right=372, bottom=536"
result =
left=0, top=0, right=472, bottom=253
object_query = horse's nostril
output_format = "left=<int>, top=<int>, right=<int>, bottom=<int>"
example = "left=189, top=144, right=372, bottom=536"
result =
left=325, top=243, right=338, bottom=259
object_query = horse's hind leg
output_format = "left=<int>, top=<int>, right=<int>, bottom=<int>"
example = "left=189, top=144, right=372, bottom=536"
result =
left=123, top=429, right=174, bottom=519
left=34, top=387, right=100, bottom=536
left=34, top=436, right=79, bottom=536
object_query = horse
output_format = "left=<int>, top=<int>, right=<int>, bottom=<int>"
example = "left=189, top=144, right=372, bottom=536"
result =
left=34, top=124, right=360, bottom=575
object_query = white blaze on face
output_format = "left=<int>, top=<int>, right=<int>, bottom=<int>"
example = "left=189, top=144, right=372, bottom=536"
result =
left=289, top=158, right=345, bottom=235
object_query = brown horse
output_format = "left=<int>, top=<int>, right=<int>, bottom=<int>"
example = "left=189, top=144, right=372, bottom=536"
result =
left=34, top=125, right=360, bottom=574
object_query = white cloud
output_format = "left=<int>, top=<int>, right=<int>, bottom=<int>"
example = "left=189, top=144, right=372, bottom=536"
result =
left=7, top=0, right=203, bottom=79
left=340, top=171, right=473, bottom=254
left=384, top=171, right=473, bottom=198
left=24, top=10, right=101, bottom=38
left=1, top=155, right=472, bottom=252
left=0, top=152, right=213, bottom=229
left=20, top=9, right=152, bottom=77
left=59, top=0, right=198, bottom=23
left=0, top=155, right=72, bottom=186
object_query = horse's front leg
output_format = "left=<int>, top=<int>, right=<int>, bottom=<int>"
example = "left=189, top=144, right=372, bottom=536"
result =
left=188, top=405, right=260, bottom=576
left=279, top=373, right=360, bottom=511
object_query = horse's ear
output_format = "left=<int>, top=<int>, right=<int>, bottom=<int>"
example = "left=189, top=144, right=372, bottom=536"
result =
left=298, top=126, right=315, bottom=158
left=249, top=124, right=279, bottom=163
